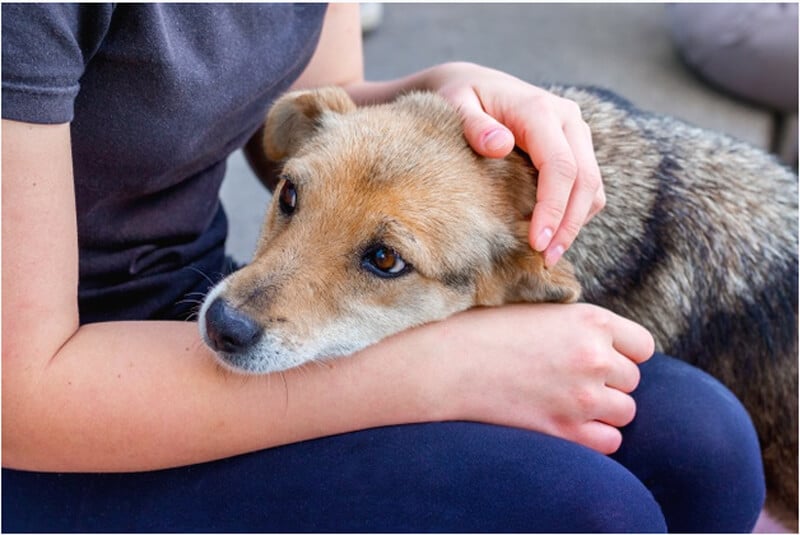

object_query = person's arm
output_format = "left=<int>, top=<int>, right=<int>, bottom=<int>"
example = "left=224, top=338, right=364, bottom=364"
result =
left=0, top=119, right=431, bottom=472
left=3, top=121, right=652, bottom=473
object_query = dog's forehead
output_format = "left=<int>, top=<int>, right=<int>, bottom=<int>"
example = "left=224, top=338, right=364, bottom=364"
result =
left=284, top=116, right=489, bottom=226
left=295, top=106, right=476, bottom=189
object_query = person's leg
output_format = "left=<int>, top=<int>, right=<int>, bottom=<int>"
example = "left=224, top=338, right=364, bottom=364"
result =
left=613, top=353, right=766, bottom=533
left=2, top=422, right=666, bottom=533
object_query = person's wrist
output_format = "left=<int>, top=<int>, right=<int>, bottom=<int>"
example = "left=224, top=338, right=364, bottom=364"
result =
left=377, top=318, right=469, bottom=424
left=409, top=313, right=494, bottom=423
left=420, top=61, right=476, bottom=93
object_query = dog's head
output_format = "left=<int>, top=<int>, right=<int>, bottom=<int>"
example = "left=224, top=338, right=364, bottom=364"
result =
left=199, top=87, right=580, bottom=373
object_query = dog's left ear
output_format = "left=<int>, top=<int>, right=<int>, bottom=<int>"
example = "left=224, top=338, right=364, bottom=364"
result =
left=475, top=221, right=582, bottom=305
left=263, top=86, right=357, bottom=161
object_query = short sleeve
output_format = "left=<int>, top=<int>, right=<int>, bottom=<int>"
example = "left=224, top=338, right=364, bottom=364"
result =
left=2, top=3, right=113, bottom=124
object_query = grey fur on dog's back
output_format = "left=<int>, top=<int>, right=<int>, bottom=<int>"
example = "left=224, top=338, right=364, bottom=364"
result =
left=544, top=85, right=798, bottom=524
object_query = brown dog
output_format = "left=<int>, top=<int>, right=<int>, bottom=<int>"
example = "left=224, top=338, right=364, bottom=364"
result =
left=199, top=87, right=798, bottom=526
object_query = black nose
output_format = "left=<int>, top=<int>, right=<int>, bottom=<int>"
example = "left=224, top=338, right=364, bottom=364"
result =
left=204, top=298, right=262, bottom=353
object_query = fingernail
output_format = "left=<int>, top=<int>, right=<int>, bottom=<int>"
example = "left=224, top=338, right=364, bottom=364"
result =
left=482, top=128, right=512, bottom=153
left=534, top=227, right=553, bottom=251
left=545, top=244, right=564, bottom=267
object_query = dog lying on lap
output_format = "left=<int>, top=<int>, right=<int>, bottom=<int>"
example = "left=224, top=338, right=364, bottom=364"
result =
left=200, top=85, right=798, bottom=527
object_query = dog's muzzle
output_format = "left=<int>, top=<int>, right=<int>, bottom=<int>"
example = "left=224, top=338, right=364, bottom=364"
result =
left=203, top=298, right=263, bottom=354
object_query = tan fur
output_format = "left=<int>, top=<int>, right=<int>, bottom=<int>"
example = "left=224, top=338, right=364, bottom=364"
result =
left=200, top=86, right=798, bottom=527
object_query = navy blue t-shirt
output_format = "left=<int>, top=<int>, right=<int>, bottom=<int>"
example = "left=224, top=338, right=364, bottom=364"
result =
left=2, top=3, right=327, bottom=323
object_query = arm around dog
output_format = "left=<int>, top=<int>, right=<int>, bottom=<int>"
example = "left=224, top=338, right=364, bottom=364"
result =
left=0, top=119, right=435, bottom=471
left=2, top=119, right=652, bottom=470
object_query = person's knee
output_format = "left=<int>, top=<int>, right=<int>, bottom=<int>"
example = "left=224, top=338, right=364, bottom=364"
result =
left=429, top=424, right=668, bottom=532
left=622, top=354, right=766, bottom=531
left=649, top=358, right=764, bottom=490
left=549, top=461, right=667, bottom=533
left=665, top=373, right=765, bottom=530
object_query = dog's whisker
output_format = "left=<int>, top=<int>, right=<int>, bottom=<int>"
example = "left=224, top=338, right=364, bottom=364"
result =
left=279, top=371, right=289, bottom=411
left=186, top=265, right=218, bottom=286
left=309, top=359, right=332, bottom=371
left=177, top=298, right=205, bottom=307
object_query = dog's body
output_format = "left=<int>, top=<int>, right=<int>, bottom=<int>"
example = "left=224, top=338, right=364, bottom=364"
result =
left=200, top=86, right=798, bottom=525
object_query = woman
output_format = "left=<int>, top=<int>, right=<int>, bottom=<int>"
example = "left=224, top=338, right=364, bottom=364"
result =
left=2, top=4, right=764, bottom=532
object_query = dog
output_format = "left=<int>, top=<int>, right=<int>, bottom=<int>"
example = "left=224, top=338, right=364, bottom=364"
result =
left=199, top=86, right=798, bottom=526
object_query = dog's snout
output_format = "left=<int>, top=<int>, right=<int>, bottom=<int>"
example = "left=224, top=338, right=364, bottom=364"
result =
left=204, top=298, right=262, bottom=353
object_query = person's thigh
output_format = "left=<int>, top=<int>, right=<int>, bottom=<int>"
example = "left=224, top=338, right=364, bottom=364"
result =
left=613, top=353, right=766, bottom=533
left=3, top=422, right=666, bottom=533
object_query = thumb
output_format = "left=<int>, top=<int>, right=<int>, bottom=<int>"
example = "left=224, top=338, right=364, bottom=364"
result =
left=457, top=93, right=515, bottom=158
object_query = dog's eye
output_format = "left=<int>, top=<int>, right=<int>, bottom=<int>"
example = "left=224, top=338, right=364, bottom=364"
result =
left=362, top=245, right=410, bottom=278
left=278, top=178, right=297, bottom=216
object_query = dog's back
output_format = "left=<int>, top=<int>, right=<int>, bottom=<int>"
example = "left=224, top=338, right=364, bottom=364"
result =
left=372, top=87, right=799, bottom=522
left=541, top=86, right=798, bottom=525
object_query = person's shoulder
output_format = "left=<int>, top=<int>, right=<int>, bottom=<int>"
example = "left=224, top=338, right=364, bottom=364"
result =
left=1, top=3, right=114, bottom=50
left=1, top=3, right=115, bottom=124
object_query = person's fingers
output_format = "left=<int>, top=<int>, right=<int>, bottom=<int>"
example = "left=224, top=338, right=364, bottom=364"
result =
left=452, top=89, right=515, bottom=158
left=608, top=313, right=656, bottom=364
left=541, top=119, right=605, bottom=266
left=444, top=82, right=606, bottom=265
left=446, top=85, right=603, bottom=261
left=595, top=388, right=638, bottom=428
left=574, top=420, right=624, bottom=455
left=604, top=353, right=642, bottom=394
left=564, top=117, right=605, bottom=224
left=518, top=102, right=579, bottom=254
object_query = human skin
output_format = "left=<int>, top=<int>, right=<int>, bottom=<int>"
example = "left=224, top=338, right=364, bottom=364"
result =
left=2, top=4, right=653, bottom=473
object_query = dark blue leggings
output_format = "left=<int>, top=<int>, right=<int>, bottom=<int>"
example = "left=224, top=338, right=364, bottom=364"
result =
left=2, top=354, right=764, bottom=533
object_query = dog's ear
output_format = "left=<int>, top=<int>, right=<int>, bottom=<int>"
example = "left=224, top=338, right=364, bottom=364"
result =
left=264, top=87, right=357, bottom=161
left=475, top=221, right=582, bottom=305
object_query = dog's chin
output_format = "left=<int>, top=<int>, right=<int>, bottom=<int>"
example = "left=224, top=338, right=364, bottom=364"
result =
left=212, top=348, right=293, bottom=375
left=211, top=336, right=370, bottom=375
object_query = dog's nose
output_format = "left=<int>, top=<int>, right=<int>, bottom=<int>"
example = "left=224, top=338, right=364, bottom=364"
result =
left=204, top=298, right=262, bottom=353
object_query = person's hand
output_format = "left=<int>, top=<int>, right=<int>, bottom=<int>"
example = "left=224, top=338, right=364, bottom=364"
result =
left=423, top=62, right=605, bottom=267
left=413, top=303, right=654, bottom=454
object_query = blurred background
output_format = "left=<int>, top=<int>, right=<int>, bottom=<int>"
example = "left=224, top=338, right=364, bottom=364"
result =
left=221, top=3, right=798, bottom=263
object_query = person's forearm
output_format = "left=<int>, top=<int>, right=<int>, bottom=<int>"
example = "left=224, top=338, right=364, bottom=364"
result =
left=342, top=73, right=432, bottom=106
left=341, top=62, right=503, bottom=106
left=2, top=319, right=441, bottom=473
left=0, top=119, right=444, bottom=475
left=286, top=5, right=464, bottom=106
